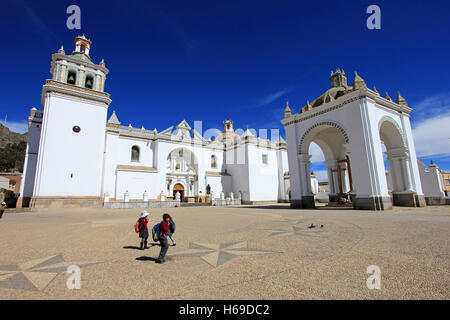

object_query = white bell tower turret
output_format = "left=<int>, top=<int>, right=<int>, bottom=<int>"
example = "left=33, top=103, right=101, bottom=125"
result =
left=28, top=36, right=112, bottom=208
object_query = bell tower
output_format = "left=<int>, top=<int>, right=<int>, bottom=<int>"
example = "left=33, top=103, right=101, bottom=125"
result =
left=73, top=35, right=91, bottom=58
left=29, top=36, right=112, bottom=208
left=223, top=120, right=234, bottom=132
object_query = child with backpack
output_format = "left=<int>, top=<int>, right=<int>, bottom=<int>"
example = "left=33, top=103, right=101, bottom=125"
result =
left=154, top=213, right=171, bottom=264
left=135, top=211, right=149, bottom=250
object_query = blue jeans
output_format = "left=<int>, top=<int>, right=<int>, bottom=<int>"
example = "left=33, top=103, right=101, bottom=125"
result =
left=158, top=236, right=169, bottom=261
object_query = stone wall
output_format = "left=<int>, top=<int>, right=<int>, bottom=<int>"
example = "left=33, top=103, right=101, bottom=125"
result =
left=211, top=198, right=242, bottom=206
left=104, top=200, right=180, bottom=209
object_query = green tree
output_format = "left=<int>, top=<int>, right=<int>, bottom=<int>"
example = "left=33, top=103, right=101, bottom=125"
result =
left=0, top=141, right=27, bottom=172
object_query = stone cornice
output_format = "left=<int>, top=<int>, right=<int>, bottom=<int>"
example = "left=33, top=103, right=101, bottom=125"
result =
left=116, top=165, right=158, bottom=172
left=281, top=88, right=412, bottom=127
left=51, top=53, right=109, bottom=74
left=41, top=80, right=111, bottom=106
left=205, top=171, right=231, bottom=176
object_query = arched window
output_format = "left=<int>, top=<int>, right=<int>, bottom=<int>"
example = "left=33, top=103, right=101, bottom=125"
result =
left=67, top=70, right=77, bottom=85
left=211, top=155, right=217, bottom=168
left=80, top=44, right=85, bottom=53
left=131, top=145, right=140, bottom=161
left=85, top=74, right=94, bottom=89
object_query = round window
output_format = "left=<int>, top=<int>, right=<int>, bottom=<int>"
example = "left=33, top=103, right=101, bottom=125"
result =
left=72, top=125, right=81, bottom=133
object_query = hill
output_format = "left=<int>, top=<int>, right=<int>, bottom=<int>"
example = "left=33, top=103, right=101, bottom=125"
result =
left=0, top=123, right=28, bottom=173
left=0, top=123, right=27, bottom=148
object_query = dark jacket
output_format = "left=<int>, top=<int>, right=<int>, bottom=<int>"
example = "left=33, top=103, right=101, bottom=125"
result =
left=138, top=218, right=148, bottom=238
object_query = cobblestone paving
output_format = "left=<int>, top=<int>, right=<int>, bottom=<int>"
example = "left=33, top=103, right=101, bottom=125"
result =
left=0, top=205, right=448, bottom=299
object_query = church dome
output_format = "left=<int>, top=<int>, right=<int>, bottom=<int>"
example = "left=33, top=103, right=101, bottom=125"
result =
left=310, top=86, right=350, bottom=108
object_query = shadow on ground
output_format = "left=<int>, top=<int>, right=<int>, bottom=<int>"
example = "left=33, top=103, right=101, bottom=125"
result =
left=136, top=256, right=158, bottom=262
left=239, top=205, right=292, bottom=210
left=123, top=244, right=160, bottom=250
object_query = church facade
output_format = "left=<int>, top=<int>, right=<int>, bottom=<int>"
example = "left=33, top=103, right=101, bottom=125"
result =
left=19, top=36, right=291, bottom=208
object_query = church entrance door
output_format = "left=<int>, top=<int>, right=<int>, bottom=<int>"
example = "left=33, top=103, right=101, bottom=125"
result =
left=173, top=183, right=185, bottom=202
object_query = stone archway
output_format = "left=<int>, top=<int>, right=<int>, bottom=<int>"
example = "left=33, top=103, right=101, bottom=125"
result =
left=378, top=117, right=417, bottom=206
left=282, top=70, right=426, bottom=210
left=295, top=121, right=351, bottom=208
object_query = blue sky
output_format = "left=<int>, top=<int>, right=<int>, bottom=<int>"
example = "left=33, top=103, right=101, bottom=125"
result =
left=1, top=0, right=449, bottom=176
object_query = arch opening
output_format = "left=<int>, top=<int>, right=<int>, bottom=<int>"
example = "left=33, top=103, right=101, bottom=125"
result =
left=67, top=70, right=77, bottom=85
left=131, top=145, right=140, bottom=161
left=85, top=74, right=94, bottom=89
left=300, top=123, right=353, bottom=208
left=379, top=119, right=411, bottom=194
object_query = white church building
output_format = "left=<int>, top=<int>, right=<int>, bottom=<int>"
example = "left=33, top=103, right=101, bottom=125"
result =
left=18, top=36, right=436, bottom=211
left=18, top=36, right=293, bottom=208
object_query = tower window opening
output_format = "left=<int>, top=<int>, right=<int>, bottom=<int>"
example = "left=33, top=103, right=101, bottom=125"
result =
left=85, top=75, right=94, bottom=89
left=67, top=70, right=77, bottom=85
left=80, top=44, right=85, bottom=53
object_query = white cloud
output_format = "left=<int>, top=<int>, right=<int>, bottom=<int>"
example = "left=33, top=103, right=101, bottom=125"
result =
left=412, top=112, right=450, bottom=158
left=258, top=89, right=289, bottom=107
left=412, top=92, right=450, bottom=120
left=0, top=120, right=28, bottom=134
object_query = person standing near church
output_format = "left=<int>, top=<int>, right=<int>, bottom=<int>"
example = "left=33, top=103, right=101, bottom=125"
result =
left=0, top=202, right=6, bottom=219
left=155, top=213, right=171, bottom=264
left=138, top=211, right=149, bottom=250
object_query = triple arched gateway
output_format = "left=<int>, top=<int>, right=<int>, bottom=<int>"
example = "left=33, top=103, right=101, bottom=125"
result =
left=282, top=70, right=426, bottom=210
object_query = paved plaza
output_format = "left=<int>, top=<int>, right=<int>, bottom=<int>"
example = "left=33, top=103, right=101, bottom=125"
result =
left=0, top=204, right=448, bottom=299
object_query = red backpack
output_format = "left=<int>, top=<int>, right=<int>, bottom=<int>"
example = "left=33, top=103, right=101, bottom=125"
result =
left=134, top=220, right=140, bottom=233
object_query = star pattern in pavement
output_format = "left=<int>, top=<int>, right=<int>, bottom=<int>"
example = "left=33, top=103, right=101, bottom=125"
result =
left=171, top=241, right=275, bottom=268
left=0, top=254, right=101, bottom=291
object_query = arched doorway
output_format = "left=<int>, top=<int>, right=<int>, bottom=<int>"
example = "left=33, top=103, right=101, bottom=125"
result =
left=378, top=118, right=417, bottom=206
left=297, top=122, right=352, bottom=208
left=173, top=183, right=185, bottom=202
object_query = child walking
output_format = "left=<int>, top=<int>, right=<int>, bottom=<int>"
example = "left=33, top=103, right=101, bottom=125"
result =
left=155, top=213, right=171, bottom=264
left=137, top=211, right=149, bottom=250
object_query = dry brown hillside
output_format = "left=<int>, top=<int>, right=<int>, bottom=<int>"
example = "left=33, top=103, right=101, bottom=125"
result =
left=0, top=123, right=27, bottom=148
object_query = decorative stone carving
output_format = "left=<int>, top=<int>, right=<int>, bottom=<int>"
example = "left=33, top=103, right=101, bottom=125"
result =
left=284, top=101, right=291, bottom=118
left=396, top=91, right=408, bottom=106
